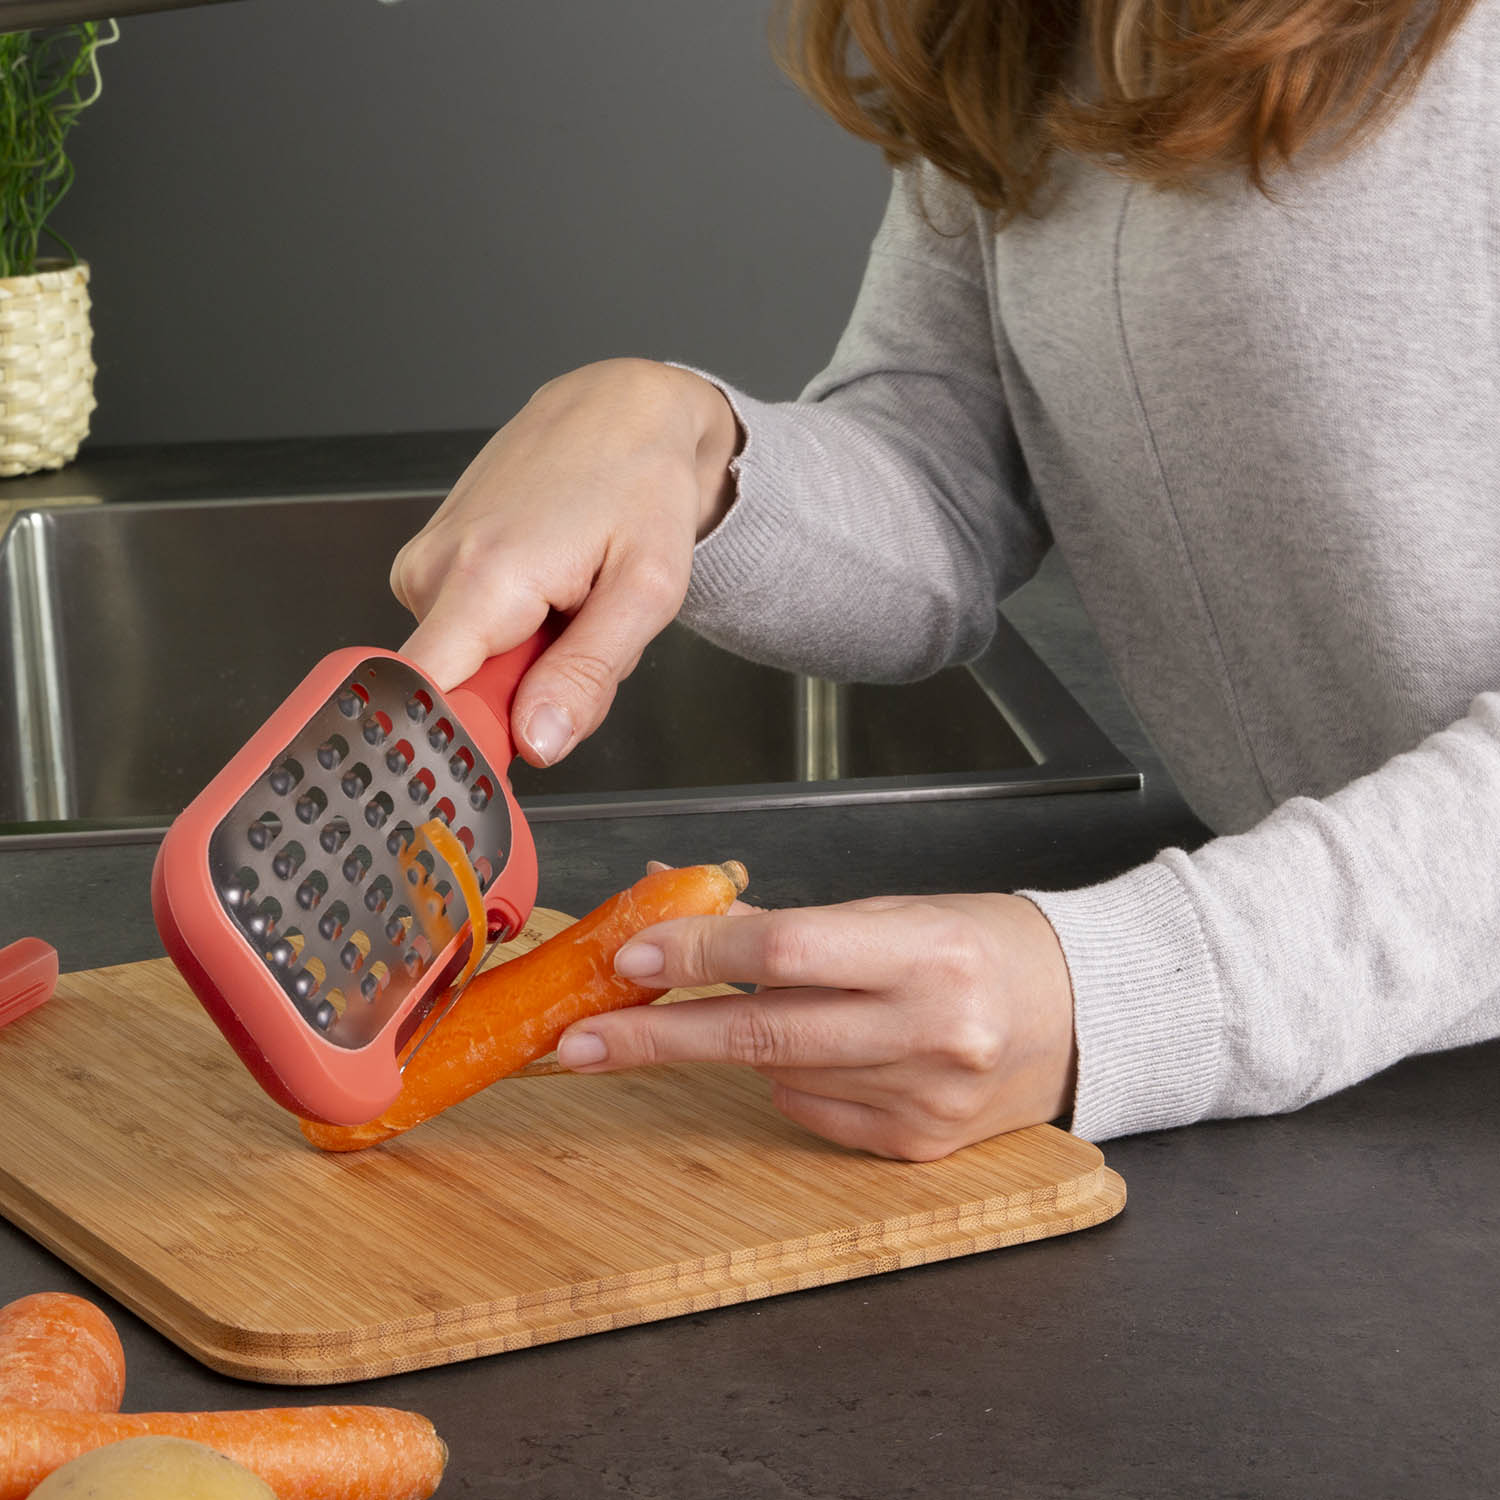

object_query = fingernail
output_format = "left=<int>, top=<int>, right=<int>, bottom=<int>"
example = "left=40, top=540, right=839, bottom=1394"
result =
left=522, top=703, right=573, bottom=765
left=614, top=942, right=664, bottom=979
left=558, top=1031, right=607, bottom=1068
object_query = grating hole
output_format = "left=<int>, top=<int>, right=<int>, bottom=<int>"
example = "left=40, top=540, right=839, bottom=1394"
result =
left=318, top=899, right=351, bottom=942
left=267, top=758, right=303, bottom=797
left=292, top=954, right=326, bottom=1000
left=361, top=710, right=393, bottom=747
left=320, top=816, right=351, bottom=855
left=222, top=866, right=259, bottom=906
left=364, top=874, right=394, bottom=913
left=316, top=734, right=350, bottom=770
left=247, top=812, right=282, bottom=851
left=271, top=840, right=306, bottom=882
left=340, top=929, right=372, bottom=972
left=294, top=787, right=328, bottom=824
left=340, top=762, right=373, bottom=799
left=364, top=790, right=395, bottom=829
left=296, top=871, right=329, bottom=910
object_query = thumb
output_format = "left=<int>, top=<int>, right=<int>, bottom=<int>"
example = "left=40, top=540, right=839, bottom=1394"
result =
left=507, top=573, right=676, bottom=767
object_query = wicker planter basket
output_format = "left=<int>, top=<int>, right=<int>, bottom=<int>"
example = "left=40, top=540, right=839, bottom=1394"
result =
left=0, top=261, right=96, bottom=477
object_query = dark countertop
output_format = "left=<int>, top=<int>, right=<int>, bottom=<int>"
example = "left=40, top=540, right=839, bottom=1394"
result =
left=2, top=438, right=1497, bottom=1498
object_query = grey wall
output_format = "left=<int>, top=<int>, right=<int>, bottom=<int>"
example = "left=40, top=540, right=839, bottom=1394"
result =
left=63, top=0, right=891, bottom=446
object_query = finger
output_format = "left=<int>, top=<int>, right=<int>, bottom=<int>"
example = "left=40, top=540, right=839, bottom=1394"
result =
left=401, top=572, right=551, bottom=694
left=555, top=987, right=909, bottom=1072
left=756, top=1061, right=906, bottom=1108
left=765, top=1085, right=894, bottom=1158
left=769, top=1085, right=957, bottom=1162
left=611, top=906, right=913, bottom=994
left=507, top=552, right=685, bottom=766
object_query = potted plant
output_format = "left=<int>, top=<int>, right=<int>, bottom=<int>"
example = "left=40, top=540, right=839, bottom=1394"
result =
left=0, top=20, right=117, bottom=477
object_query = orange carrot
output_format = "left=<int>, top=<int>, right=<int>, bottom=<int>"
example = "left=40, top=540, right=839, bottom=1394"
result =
left=0, top=1405, right=446, bottom=1500
left=0, top=1293, right=125, bottom=1413
left=302, top=859, right=749, bottom=1151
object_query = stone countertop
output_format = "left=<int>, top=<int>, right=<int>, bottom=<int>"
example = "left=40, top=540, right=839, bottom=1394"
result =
left=1, top=438, right=1497, bottom=1498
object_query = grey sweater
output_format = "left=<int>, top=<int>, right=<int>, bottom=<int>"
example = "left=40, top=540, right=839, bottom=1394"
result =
left=675, top=2, right=1500, bottom=1141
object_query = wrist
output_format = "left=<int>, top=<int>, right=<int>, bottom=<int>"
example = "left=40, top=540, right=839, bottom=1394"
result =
left=662, top=366, right=742, bottom=539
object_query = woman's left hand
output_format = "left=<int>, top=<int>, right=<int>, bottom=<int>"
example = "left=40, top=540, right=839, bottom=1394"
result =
left=554, top=892, right=1078, bottom=1160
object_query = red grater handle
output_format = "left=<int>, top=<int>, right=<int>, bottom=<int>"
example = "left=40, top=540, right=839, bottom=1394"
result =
left=443, top=618, right=559, bottom=769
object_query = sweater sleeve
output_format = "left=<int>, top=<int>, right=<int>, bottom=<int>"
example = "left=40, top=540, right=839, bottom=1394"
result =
left=1026, top=692, right=1500, bottom=1141
left=675, top=167, right=1049, bottom=683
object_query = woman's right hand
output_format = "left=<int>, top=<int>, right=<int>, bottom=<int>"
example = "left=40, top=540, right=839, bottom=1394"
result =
left=390, top=357, right=741, bottom=766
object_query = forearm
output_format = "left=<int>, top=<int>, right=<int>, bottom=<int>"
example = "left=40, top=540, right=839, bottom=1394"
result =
left=1028, top=692, right=1500, bottom=1140
left=669, top=167, right=1050, bottom=684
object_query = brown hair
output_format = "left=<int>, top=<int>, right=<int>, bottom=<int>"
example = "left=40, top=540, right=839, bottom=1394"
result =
left=774, top=0, right=1478, bottom=221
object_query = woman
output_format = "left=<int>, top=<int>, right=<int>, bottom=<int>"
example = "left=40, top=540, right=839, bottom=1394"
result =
left=389, top=0, right=1500, bottom=1158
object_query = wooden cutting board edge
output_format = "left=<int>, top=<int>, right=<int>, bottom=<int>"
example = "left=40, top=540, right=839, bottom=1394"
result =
left=0, top=1155, right=1125, bottom=1384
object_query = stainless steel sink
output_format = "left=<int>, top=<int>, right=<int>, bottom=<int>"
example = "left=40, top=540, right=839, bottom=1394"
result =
left=0, top=494, right=1138, bottom=847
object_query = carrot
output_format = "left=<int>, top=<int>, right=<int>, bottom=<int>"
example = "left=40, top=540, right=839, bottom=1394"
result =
left=302, top=859, right=749, bottom=1151
left=0, top=1405, right=446, bottom=1500
left=0, top=1293, right=125, bottom=1413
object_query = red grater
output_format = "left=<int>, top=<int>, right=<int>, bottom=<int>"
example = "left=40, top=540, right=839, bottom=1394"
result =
left=152, top=628, right=553, bottom=1126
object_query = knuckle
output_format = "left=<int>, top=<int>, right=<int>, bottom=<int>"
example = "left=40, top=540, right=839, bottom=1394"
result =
left=723, top=1005, right=786, bottom=1067
left=919, top=1082, right=984, bottom=1129
left=873, top=1117, right=954, bottom=1162
left=450, top=528, right=505, bottom=581
left=551, top=649, right=619, bottom=698
left=756, top=913, right=814, bottom=986
left=941, top=1014, right=1008, bottom=1076
left=623, top=551, right=689, bottom=615
left=922, top=911, right=986, bottom=989
left=616, top=1020, right=661, bottom=1069
left=674, top=919, right=719, bottom=984
left=893, top=1129, right=962, bottom=1163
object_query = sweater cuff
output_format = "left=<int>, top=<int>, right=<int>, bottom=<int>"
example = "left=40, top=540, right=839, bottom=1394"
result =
left=1023, top=859, right=1226, bottom=1142
left=663, top=364, right=813, bottom=615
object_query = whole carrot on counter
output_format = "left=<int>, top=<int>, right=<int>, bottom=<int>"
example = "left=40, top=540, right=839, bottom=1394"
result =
left=0, top=1293, right=125, bottom=1413
left=302, top=860, right=749, bottom=1152
left=0, top=1405, right=447, bottom=1500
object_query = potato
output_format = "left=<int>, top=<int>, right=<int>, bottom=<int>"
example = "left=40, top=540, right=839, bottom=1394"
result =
left=29, top=1434, right=276, bottom=1497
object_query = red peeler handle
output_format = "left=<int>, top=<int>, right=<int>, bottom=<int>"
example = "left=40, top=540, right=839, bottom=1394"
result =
left=0, top=937, right=59, bottom=1029
left=443, top=618, right=560, bottom=766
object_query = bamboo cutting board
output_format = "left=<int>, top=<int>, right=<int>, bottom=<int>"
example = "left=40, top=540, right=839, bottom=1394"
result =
left=0, top=911, right=1125, bottom=1385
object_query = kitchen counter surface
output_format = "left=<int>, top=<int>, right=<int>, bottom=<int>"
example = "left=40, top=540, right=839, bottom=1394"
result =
left=2, top=438, right=1497, bottom=1498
